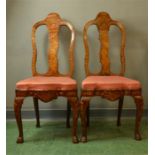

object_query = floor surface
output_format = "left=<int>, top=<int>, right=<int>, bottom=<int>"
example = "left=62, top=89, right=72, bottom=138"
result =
left=7, top=118, right=147, bottom=155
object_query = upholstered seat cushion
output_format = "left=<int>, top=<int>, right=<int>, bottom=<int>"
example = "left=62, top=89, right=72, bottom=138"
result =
left=82, top=76, right=141, bottom=90
left=16, top=76, right=77, bottom=91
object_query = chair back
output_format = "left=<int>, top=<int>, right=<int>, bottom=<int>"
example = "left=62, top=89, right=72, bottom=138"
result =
left=83, top=12, right=126, bottom=76
left=32, top=13, right=75, bottom=77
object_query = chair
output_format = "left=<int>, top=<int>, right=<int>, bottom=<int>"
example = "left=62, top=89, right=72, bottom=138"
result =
left=14, top=13, right=79, bottom=144
left=80, top=12, right=144, bottom=142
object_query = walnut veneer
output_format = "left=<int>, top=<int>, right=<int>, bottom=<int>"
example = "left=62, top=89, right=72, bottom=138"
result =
left=14, top=13, right=79, bottom=144
left=80, top=12, right=144, bottom=142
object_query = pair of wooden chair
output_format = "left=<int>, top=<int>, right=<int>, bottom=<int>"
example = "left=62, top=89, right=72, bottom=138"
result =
left=14, top=12, right=144, bottom=144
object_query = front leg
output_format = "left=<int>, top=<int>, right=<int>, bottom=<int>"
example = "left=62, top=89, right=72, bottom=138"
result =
left=68, top=97, right=79, bottom=143
left=133, top=95, right=144, bottom=140
left=14, top=97, right=24, bottom=143
left=80, top=97, right=90, bottom=143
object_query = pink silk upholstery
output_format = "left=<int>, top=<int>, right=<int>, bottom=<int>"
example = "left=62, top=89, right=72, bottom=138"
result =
left=16, top=76, right=77, bottom=91
left=82, top=76, right=141, bottom=90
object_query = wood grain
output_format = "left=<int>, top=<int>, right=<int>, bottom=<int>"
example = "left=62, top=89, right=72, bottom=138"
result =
left=81, top=12, right=143, bottom=143
left=83, top=12, right=126, bottom=76
left=14, top=13, right=79, bottom=144
left=32, top=13, right=75, bottom=77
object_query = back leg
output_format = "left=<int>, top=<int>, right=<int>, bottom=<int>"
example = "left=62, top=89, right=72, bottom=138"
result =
left=66, top=99, right=71, bottom=128
left=33, top=97, right=40, bottom=127
left=86, top=105, right=90, bottom=127
left=117, top=96, right=124, bottom=126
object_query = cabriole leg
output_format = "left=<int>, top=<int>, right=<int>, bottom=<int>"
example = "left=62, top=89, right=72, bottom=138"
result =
left=80, top=97, right=89, bottom=143
left=133, top=95, right=144, bottom=140
left=69, top=97, right=79, bottom=143
left=14, top=97, right=24, bottom=143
